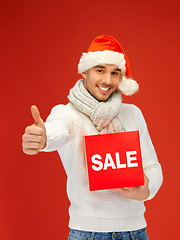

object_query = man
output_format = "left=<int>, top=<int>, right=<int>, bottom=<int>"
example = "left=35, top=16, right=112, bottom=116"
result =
left=22, top=35, right=163, bottom=240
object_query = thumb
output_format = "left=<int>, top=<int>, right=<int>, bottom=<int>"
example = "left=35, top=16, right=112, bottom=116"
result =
left=31, top=105, right=45, bottom=130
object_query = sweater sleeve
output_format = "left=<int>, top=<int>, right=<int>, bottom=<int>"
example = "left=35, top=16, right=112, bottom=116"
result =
left=134, top=106, right=163, bottom=201
left=40, top=104, right=72, bottom=152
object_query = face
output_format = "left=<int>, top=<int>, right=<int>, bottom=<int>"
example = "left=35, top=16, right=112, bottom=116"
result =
left=82, top=64, right=121, bottom=102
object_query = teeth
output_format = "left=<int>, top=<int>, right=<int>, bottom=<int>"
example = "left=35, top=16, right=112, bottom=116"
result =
left=99, top=86, right=109, bottom=91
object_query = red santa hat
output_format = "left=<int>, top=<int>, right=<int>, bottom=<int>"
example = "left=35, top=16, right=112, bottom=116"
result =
left=78, top=35, right=139, bottom=96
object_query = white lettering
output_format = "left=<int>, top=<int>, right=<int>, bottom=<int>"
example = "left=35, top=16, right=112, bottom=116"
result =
left=103, top=153, right=116, bottom=170
left=115, top=152, right=126, bottom=168
left=126, top=151, right=138, bottom=167
left=91, top=151, right=138, bottom=171
left=91, top=154, right=103, bottom=171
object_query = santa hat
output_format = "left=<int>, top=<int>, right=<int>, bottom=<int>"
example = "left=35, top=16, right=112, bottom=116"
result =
left=78, top=35, right=139, bottom=96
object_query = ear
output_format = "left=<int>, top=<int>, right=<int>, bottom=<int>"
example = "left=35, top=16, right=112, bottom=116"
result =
left=81, top=71, right=87, bottom=79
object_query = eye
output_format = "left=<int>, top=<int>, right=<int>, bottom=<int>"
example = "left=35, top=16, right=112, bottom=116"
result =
left=112, top=72, right=119, bottom=76
left=97, top=69, right=104, bottom=73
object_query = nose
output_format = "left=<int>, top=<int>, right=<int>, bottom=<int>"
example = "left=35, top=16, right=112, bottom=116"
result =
left=103, top=73, right=112, bottom=85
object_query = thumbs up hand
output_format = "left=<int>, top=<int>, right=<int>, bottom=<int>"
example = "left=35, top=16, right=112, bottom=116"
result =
left=31, top=105, right=46, bottom=131
left=22, top=105, right=47, bottom=155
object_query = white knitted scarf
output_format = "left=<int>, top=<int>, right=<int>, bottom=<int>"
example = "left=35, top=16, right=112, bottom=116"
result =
left=68, top=79, right=125, bottom=134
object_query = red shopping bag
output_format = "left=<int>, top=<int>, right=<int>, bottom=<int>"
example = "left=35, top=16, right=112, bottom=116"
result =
left=84, top=131, right=144, bottom=191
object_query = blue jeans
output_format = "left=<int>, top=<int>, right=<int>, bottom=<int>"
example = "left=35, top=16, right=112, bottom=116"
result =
left=68, top=228, right=149, bottom=240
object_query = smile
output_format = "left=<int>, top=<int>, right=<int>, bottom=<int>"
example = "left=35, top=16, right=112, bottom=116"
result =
left=98, top=86, right=110, bottom=92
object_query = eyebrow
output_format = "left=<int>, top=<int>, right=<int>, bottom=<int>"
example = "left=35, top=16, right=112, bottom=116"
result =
left=95, top=65, right=106, bottom=69
left=94, top=65, right=121, bottom=71
left=114, top=68, right=121, bottom=72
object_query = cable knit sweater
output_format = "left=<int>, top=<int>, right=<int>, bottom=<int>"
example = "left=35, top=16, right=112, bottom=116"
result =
left=41, top=102, right=163, bottom=232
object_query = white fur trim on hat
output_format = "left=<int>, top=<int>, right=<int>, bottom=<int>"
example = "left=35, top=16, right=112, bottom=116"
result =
left=78, top=50, right=126, bottom=74
left=118, top=76, right=139, bottom=96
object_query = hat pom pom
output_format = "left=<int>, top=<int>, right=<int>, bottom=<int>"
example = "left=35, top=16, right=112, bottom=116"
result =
left=118, top=76, right=139, bottom=96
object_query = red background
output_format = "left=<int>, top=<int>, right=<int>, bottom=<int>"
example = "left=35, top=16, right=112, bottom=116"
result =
left=0, top=0, right=180, bottom=239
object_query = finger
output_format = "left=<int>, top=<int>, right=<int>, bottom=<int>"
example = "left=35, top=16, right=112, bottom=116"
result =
left=23, top=148, right=40, bottom=155
left=144, top=173, right=149, bottom=181
left=123, top=187, right=131, bottom=190
left=22, top=133, right=42, bottom=142
left=143, top=173, right=149, bottom=185
left=112, top=188, right=132, bottom=198
left=113, top=188, right=127, bottom=193
left=122, top=187, right=135, bottom=191
left=31, top=105, right=45, bottom=129
left=25, top=125, right=45, bottom=136
left=23, top=142, right=41, bottom=149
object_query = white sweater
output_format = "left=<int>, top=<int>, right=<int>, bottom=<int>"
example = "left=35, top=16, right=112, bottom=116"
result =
left=41, top=102, right=163, bottom=232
